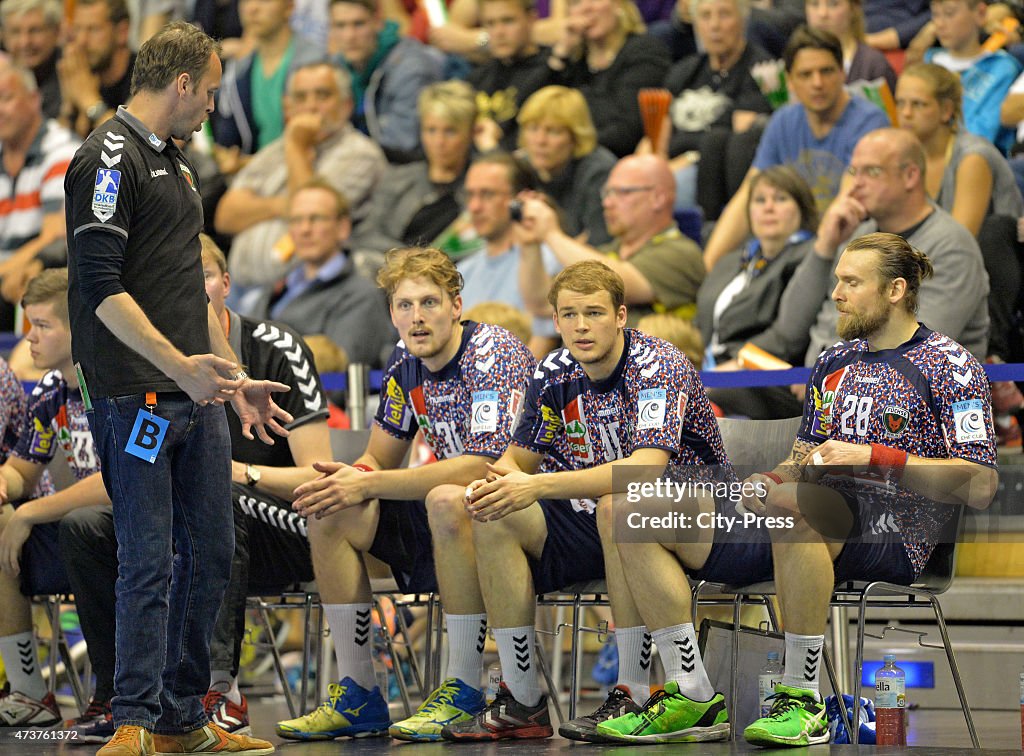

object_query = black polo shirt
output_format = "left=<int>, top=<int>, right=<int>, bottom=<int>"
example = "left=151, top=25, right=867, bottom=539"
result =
left=65, top=106, right=210, bottom=398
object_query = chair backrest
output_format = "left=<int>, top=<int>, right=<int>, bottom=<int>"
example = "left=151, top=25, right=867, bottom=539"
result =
left=911, top=504, right=966, bottom=593
left=715, top=416, right=802, bottom=471
left=330, top=428, right=373, bottom=463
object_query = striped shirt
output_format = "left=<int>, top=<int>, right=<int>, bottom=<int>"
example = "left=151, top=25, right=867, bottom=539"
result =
left=0, top=119, right=80, bottom=260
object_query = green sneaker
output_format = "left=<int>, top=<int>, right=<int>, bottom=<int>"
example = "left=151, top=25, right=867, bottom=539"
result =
left=595, top=681, right=730, bottom=743
left=389, top=678, right=485, bottom=742
left=743, top=684, right=829, bottom=747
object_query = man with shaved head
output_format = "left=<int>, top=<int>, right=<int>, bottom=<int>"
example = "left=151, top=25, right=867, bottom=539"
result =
left=517, top=154, right=705, bottom=326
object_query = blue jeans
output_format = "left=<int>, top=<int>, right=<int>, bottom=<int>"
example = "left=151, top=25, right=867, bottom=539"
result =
left=91, top=393, right=233, bottom=733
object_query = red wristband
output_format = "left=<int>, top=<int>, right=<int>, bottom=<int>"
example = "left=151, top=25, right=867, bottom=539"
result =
left=869, top=444, right=907, bottom=479
left=352, top=463, right=373, bottom=473
left=761, top=472, right=784, bottom=485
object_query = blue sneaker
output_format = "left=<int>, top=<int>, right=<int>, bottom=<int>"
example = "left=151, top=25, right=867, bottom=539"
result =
left=276, top=677, right=391, bottom=740
left=389, top=678, right=486, bottom=741
left=592, top=637, right=619, bottom=686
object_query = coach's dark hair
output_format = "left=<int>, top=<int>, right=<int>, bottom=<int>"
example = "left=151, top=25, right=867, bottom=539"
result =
left=783, top=25, right=843, bottom=72
left=844, top=232, right=933, bottom=314
left=130, top=21, right=220, bottom=96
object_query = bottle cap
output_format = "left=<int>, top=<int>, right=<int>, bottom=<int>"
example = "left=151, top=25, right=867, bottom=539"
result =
left=884, top=654, right=896, bottom=663
left=767, top=651, right=780, bottom=660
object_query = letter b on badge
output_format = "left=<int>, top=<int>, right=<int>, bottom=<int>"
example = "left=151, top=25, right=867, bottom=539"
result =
left=125, top=409, right=170, bottom=463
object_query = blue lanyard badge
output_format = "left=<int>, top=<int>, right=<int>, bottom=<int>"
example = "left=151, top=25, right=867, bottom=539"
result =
left=125, top=409, right=170, bottom=463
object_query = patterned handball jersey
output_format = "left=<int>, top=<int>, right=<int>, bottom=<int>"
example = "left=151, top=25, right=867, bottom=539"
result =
left=799, top=326, right=997, bottom=573
left=375, top=321, right=535, bottom=460
left=513, top=329, right=731, bottom=515
left=14, top=369, right=99, bottom=479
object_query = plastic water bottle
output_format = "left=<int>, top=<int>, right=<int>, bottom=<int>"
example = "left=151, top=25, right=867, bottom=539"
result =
left=486, top=661, right=502, bottom=704
left=874, top=654, right=906, bottom=745
left=758, top=651, right=784, bottom=717
left=1018, top=666, right=1024, bottom=750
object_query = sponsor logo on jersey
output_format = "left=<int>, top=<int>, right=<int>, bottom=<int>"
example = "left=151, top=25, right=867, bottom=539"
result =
left=952, top=399, right=988, bottom=443
left=882, top=405, right=910, bottom=436
left=381, top=377, right=409, bottom=431
left=534, top=404, right=561, bottom=446
left=409, top=386, right=430, bottom=434
left=562, top=397, right=593, bottom=462
left=92, top=168, right=121, bottom=221
left=471, top=390, right=499, bottom=433
left=810, top=367, right=847, bottom=437
left=637, top=388, right=667, bottom=430
left=29, top=416, right=55, bottom=457
left=150, top=168, right=168, bottom=178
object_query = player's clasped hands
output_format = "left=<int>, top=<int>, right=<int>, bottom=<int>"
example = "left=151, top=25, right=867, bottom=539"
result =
left=293, top=462, right=370, bottom=519
left=464, top=463, right=538, bottom=521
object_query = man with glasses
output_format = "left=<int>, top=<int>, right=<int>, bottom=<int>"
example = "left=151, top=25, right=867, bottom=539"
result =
left=250, top=178, right=395, bottom=367
left=517, top=154, right=704, bottom=326
left=774, top=127, right=989, bottom=364
left=456, top=152, right=562, bottom=355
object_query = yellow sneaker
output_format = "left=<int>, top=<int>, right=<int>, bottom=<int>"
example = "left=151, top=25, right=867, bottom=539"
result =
left=151, top=723, right=274, bottom=755
left=97, top=725, right=154, bottom=756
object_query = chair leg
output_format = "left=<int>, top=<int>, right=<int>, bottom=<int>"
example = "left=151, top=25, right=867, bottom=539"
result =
left=931, top=596, right=979, bottom=748
left=821, top=642, right=853, bottom=741
left=253, top=599, right=297, bottom=718
left=393, top=598, right=426, bottom=697
left=727, top=593, right=743, bottom=742
left=534, top=640, right=565, bottom=725
left=850, top=593, right=869, bottom=745
left=372, top=596, right=412, bottom=717
left=567, top=594, right=583, bottom=721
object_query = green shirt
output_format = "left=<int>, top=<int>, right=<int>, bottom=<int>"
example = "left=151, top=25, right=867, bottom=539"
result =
left=251, top=42, right=294, bottom=150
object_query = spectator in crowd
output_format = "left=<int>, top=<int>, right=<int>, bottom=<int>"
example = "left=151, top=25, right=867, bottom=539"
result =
left=469, top=0, right=552, bottom=152
left=329, top=0, right=444, bottom=161
left=517, top=85, right=614, bottom=244
left=58, top=0, right=136, bottom=138
left=897, top=62, right=1024, bottom=234
left=215, top=61, right=386, bottom=288
left=251, top=180, right=395, bottom=367
left=652, top=0, right=805, bottom=61
left=1, top=0, right=62, bottom=119
left=457, top=152, right=562, bottom=355
left=696, top=164, right=815, bottom=368
left=702, top=26, right=889, bottom=271
left=212, top=0, right=324, bottom=167
left=924, top=0, right=1021, bottom=153
left=0, top=64, right=79, bottom=330
left=518, top=154, right=704, bottom=325
left=545, top=0, right=670, bottom=157
left=0, top=272, right=77, bottom=729
left=697, top=166, right=818, bottom=416
left=805, top=0, right=895, bottom=91
left=742, top=233, right=997, bottom=747
left=863, top=0, right=930, bottom=50
left=352, top=80, right=475, bottom=256
left=655, top=0, right=780, bottom=220
left=60, top=236, right=332, bottom=743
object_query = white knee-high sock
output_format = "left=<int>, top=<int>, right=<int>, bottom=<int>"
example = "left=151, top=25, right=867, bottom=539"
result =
left=444, top=613, right=487, bottom=690
left=651, top=624, right=714, bottom=701
left=0, top=631, right=46, bottom=700
left=323, top=603, right=376, bottom=691
left=781, top=632, right=824, bottom=698
left=614, top=626, right=652, bottom=703
left=493, top=626, right=542, bottom=707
